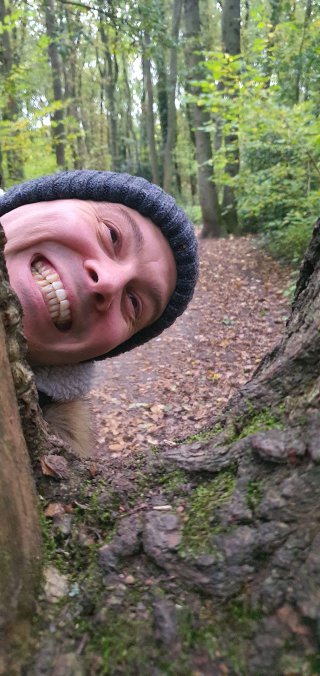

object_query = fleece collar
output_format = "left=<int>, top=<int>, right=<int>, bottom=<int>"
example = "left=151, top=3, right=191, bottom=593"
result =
left=33, top=362, right=95, bottom=401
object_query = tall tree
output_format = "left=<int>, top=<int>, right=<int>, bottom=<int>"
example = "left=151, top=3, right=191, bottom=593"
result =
left=63, top=6, right=86, bottom=169
left=184, top=0, right=222, bottom=237
left=294, top=0, right=313, bottom=103
left=162, top=0, right=183, bottom=194
left=142, top=31, right=160, bottom=185
left=98, top=9, right=120, bottom=172
left=43, top=0, right=66, bottom=169
left=0, top=0, right=25, bottom=182
left=220, top=0, right=241, bottom=233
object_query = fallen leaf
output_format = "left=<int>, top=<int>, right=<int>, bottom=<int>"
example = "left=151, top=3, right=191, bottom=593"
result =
left=40, top=455, right=70, bottom=479
left=44, top=502, right=66, bottom=518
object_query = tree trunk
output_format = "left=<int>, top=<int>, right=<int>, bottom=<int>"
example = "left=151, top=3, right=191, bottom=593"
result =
left=44, top=0, right=66, bottom=169
left=155, top=48, right=168, bottom=151
left=0, top=0, right=24, bottom=183
left=221, top=0, right=240, bottom=234
left=63, top=7, right=87, bottom=170
left=155, top=217, right=320, bottom=671
left=294, top=0, right=313, bottom=103
left=264, top=0, right=283, bottom=88
left=162, top=0, right=183, bottom=194
left=0, top=227, right=41, bottom=674
left=121, top=53, right=138, bottom=173
left=184, top=0, right=222, bottom=238
left=142, top=34, right=160, bottom=185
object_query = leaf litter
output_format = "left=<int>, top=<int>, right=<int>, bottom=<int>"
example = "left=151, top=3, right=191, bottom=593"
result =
left=91, top=236, right=291, bottom=467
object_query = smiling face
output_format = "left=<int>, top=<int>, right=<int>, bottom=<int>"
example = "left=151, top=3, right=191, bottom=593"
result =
left=2, top=199, right=177, bottom=365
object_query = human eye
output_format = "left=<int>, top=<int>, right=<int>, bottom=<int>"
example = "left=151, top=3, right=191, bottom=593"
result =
left=127, top=290, right=142, bottom=321
left=101, top=220, right=120, bottom=252
left=109, top=226, right=118, bottom=246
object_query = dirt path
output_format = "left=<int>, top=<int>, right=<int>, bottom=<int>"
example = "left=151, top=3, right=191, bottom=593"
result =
left=92, top=236, right=291, bottom=467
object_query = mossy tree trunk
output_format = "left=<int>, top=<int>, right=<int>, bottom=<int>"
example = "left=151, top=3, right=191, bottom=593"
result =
left=0, top=227, right=42, bottom=674
left=147, top=218, right=320, bottom=673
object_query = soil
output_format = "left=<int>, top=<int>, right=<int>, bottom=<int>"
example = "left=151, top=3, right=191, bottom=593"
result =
left=28, top=236, right=304, bottom=676
left=92, top=236, right=291, bottom=467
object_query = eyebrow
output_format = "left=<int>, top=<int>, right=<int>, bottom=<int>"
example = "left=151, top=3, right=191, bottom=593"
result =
left=119, top=206, right=144, bottom=253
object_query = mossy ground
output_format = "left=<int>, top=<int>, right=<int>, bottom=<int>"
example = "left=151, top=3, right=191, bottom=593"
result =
left=179, top=469, right=237, bottom=557
left=35, top=456, right=265, bottom=674
left=34, top=398, right=312, bottom=675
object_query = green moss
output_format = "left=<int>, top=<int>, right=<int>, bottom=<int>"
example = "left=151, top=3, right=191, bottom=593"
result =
left=179, top=469, right=237, bottom=557
left=78, top=587, right=181, bottom=675
left=308, top=653, right=320, bottom=674
left=178, top=422, right=223, bottom=445
left=177, top=599, right=263, bottom=674
left=246, top=479, right=264, bottom=510
left=236, top=406, right=285, bottom=440
left=86, top=613, right=155, bottom=674
left=158, top=469, right=188, bottom=492
left=78, top=586, right=262, bottom=675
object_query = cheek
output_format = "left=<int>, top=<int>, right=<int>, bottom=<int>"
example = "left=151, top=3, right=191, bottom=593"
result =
left=88, top=313, right=132, bottom=356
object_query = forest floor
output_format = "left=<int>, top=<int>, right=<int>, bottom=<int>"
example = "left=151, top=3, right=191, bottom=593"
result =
left=92, top=235, right=291, bottom=471
left=31, top=236, right=295, bottom=676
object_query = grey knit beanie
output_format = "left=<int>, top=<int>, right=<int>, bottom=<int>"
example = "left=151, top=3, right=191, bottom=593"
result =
left=0, top=170, right=199, bottom=359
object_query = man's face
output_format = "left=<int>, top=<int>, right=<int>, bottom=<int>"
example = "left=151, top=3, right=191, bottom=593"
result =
left=2, top=199, right=177, bottom=365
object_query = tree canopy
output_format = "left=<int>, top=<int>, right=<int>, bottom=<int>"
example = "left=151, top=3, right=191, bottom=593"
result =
left=0, top=0, right=319, bottom=256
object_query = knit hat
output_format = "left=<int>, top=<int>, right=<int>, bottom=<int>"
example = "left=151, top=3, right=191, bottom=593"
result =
left=0, top=170, right=199, bottom=359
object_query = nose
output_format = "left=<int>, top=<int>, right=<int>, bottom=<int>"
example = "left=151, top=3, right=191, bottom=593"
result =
left=84, top=259, right=131, bottom=312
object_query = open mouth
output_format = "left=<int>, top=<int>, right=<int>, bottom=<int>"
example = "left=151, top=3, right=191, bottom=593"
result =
left=31, top=256, right=72, bottom=331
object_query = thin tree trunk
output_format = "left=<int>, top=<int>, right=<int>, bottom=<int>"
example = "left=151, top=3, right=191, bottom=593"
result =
left=294, top=0, right=313, bottom=103
left=63, top=7, right=87, bottom=169
left=44, top=0, right=66, bottom=169
left=142, top=33, right=160, bottom=185
left=264, top=0, right=282, bottom=88
left=221, top=0, right=241, bottom=234
left=184, top=0, right=222, bottom=237
left=163, top=0, right=183, bottom=194
left=122, top=53, right=139, bottom=173
left=0, top=0, right=24, bottom=182
left=155, top=49, right=168, bottom=151
left=98, top=14, right=119, bottom=172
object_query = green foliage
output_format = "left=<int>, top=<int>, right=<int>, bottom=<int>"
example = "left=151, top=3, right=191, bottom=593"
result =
left=0, top=0, right=319, bottom=267
left=195, top=2, right=320, bottom=263
left=181, top=203, right=202, bottom=227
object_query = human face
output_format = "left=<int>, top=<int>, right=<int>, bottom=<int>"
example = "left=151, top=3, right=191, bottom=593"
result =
left=2, top=199, right=177, bottom=365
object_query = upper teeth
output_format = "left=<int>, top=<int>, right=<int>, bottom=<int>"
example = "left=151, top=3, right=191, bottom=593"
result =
left=32, top=260, right=71, bottom=326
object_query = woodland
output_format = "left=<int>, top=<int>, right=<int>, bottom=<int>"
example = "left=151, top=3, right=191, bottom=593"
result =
left=1, top=0, right=320, bottom=674
left=0, top=0, right=319, bottom=260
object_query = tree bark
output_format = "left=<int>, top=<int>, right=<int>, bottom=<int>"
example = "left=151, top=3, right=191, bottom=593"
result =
left=162, top=0, right=183, bottom=194
left=99, top=19, right=119, bottom=172
left=121, top=53, right=139, bottom=173
left=142, top=33, right=160, bottom=185
left=63, top=6, right=87, bottom=169
left=220, top=0, right=240, bottom=234
left=0, top=226, right=41, bottom=674
left=154, top=217, right=320, bottom=671
left=184, top=0, right=222, bottom=238
left=0, top=0, right=25, bottom=183
left=44, top=0, right=66, bottom=169
left=294, top=0, right=313, bottom=103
